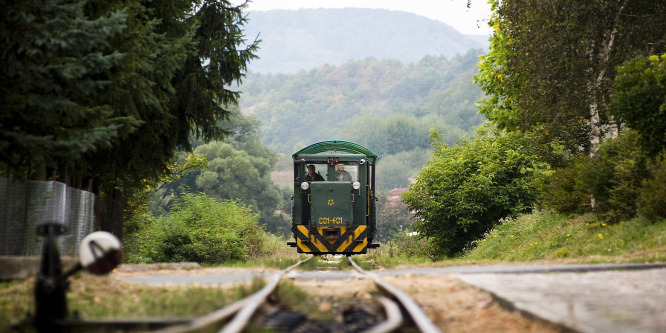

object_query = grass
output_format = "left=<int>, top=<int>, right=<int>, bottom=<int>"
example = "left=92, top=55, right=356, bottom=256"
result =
left=0, top=273, right=263, bottom=332
left=361, top=241, right=433, bottom=268
left=461, top=211, right=666, bottom=263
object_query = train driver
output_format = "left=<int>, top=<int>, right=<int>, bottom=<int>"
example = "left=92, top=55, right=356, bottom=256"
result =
left=335, top=163, right=352, bottom=181
left=306, top=164, right=324, bottom=181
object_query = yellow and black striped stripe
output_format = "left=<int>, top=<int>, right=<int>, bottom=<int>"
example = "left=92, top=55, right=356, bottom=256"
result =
left=295, top=225, right=367, bottom=254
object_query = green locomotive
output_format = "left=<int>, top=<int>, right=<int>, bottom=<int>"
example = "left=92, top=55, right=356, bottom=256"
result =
left=288, top=140, right=379, bottom=255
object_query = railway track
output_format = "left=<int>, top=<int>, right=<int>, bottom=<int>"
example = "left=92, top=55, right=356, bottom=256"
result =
left=156, top=255, right=441, bottom=333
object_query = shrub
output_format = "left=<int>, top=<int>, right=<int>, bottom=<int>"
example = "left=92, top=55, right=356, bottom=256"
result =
left=385, top=233, right=431, bottom=258
left=637, top=154, right=666, bottom=221
left=125, top=192, right=265, bottom=264
left=539, top=156, right=590, bottom=214
left=541, top=132, right=646, bottom=222
left=402, top=126, right=549, bottom=257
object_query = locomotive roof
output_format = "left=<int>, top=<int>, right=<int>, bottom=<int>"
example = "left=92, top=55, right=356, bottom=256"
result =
left=293, top=140, right=379, bottom=164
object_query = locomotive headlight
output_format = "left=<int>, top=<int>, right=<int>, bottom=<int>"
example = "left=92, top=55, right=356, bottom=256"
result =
left=300, top=182, right=309, bottom=190
left=352, top=181, right=361, bottom=190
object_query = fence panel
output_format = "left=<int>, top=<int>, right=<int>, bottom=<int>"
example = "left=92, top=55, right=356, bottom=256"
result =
left=0, top=177, right=95, bottom=256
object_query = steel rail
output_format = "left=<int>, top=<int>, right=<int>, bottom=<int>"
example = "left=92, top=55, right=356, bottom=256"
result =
left=155, top=257, right=311, bottom=333
left=219, top=257, right=312, bottom=333
left=362, top=296, right=403, bottom=333
left=349, top=257, right=442, bottom=333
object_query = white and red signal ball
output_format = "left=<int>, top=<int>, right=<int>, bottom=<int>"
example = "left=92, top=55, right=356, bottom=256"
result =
left=79, top=231, right=123, bottom=275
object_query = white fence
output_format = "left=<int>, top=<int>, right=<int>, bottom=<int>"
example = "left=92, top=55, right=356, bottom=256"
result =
left=0, top=177, right=95, bottom=256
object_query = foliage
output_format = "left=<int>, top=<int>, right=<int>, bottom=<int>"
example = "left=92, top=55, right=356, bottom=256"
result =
left=375, top=149, right=432, bottom=189
left=126, top=152, right=208, bottom=225
left=611, top=54, right=666, bottom=157
left=402, top=126, right=549, bottom=257
left=0, top=0, right=131, bottom=171
left=125, top=192, right=265, bottom=264
left=475, top=0, right=666, bottom=156
left=384, top=233, right=432, bottom=260
left=637, top=154, right=666, bottom=221
left=144, top=112, right=291, bottom=236
left=192, top=142, right=287, bottom=232
left=463, top=211, right=666, bottom=263
left=90, top=0, right=259, bottom=234
left=136, top=119, right=287, bottom=242
left=240, top=52, right=485, bottom=156
left=342, top=114, right=430, bottom=157
left=536, top=156, right=590, bottom=215
left=540, top=132, right=648, bottom=222
left=374, top=190, right=413, bottom=243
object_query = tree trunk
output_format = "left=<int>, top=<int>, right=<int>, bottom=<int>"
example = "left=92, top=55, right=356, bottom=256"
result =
left=588, top=0, right=626, bottom=156
left=588, top=100, right=602, bottom=158
left=608, top=114, right=620, bottom=139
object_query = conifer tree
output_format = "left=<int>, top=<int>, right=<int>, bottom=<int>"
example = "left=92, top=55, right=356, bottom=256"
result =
left=0, top=0, right=132, bottom=173
left=1, top=0, right=259, bottom=236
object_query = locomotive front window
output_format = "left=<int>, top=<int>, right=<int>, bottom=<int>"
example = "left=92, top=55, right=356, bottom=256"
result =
left=335, top=163, right=358, bottom=182
left=305, top=163, right=327, bottom=182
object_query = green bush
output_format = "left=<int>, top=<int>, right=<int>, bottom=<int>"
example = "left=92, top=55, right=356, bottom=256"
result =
left=385, top=233, right=431, bottom=258
left=539, top=156, right=590, bottom=214
left=541, top=132, right=646, bottom=222
left=402, top=126, right=549, bottom=257
left=637, top=154, right=666, bottom=221
left=125, top=192, right=265, bottom=264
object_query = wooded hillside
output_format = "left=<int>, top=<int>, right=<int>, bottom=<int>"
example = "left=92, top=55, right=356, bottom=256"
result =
left=240, top=51, right=485, bottom=153
left=239, top=50, right=485, bottom=189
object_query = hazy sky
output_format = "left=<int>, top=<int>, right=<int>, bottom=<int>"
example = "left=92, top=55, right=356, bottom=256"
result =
left=241, top=0, right=493, bottom=35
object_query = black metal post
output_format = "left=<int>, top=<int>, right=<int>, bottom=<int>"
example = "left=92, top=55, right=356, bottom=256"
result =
left=34, top=223, right=69, bottom=333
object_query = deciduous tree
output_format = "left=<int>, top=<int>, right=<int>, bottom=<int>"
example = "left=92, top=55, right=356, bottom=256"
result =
left=475, top=0, right=666, bottom=157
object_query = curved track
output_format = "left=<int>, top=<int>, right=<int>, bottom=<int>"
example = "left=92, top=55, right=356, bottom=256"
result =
left=348, top=256, right=441, bottom=333
left=155, top=257, right=311, bottom=333
left=155, top=255, right=441, bottom=333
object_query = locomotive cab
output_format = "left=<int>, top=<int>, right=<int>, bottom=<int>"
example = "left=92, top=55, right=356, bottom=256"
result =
left=289, top=141, right=379, bottom=255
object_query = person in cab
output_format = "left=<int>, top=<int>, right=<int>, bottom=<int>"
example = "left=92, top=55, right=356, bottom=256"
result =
left=335, top=163, right=352, bottom=181
left=306, top=164, right=324, bottom=181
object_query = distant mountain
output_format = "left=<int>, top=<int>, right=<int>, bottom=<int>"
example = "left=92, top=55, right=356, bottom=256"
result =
left=243, top=8, right=489, bottom=74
